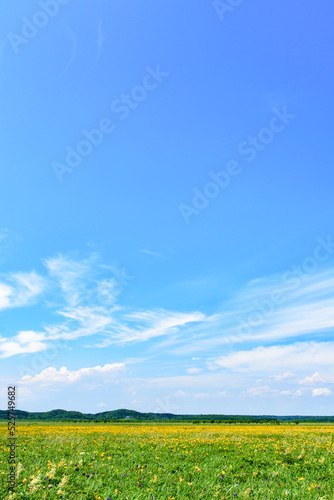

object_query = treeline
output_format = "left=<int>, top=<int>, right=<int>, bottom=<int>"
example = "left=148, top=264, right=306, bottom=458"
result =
left=0, top=408, right=333, bottom=423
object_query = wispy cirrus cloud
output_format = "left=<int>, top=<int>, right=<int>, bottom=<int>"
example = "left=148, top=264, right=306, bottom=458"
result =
left=1, top=250, right=333, bottom=371
left=299, top=372, right=326, bottom=385
left=91, top=309, right=206, bottom=347
left=140, top=249, right=164, bottom=259
left=0, top=271, right=46, bottom=311
left=161, top=266, right=334, bottom=356
left=96, top=20, right=106, bottom=63
left=0, top=253, right=206, bottom=357
left=212, top=341, right=334, bottom=373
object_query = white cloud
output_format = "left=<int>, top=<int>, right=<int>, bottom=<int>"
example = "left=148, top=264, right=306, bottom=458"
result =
left=215, top=391, right=227, bottom=397
left=0, top=331, right=47, bottom=358
left=20, top=363, right=125, bottom=385
left=312, top=388, right=332, bottom=397
left=194, top=393, right=209, bottom=399
left=0, top=272, right=45, bottom=311
left=2, top=251, right=334, bottom=382
left=299, top=372, right=326, bottom=385
left=140, top=249, right=164, bottom=259
left=16, top=331, right=45, bottom=344
left=10, top=272, right=45, bottom=306
left=100, top=309, right=207, bottom=344
left=168, top=268, right=334, bottom=355
left=0, top=282, right=12, bottom=310
left=280, top=389, right=303, bottom=397
left=187, top=367, right=202, bottom=374
left=213, top=342, right=334, bottom=373
left=270, top=372, right=295, bottom=381
left=194, top=391, right=227, bottom=399
left=97, top=402, right=107, bottom=407
left=43, top=254, right=94, bottom=307
left=0, top=252, right=209, bottom=357
left=245, top=385, right=278, bottom=396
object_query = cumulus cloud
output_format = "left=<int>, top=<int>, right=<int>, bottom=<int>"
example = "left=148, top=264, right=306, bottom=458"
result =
left=2, top=250, right=334, bottom=385
left=312, top=388, right=332, bottom=397
left=0, top=331, right=47, bottom=358
left=299, top=372, right=326, bottom=385
left=20, top=363, right=125, bottom=385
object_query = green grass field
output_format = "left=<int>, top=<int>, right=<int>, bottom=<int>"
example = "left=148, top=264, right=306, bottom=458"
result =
left=1, top=422, right=333, bottom=499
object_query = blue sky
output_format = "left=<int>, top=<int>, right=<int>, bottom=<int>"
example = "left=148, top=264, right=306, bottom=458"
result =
left=0, top=0, right=333, bottom=415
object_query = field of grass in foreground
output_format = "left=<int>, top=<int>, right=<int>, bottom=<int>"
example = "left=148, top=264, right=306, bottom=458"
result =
left=1, top=423, right=333, bottom=499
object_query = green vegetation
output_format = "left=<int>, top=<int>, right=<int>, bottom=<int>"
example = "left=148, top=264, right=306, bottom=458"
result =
left=1, top=408, right=334, bottom=423
left=1, top=422, right=334, bottom=499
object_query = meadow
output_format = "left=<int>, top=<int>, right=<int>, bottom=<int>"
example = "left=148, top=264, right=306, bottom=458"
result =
left=0, top=422, right=333, bottom=499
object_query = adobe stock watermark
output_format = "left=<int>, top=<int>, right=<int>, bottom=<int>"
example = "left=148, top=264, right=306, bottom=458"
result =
left=213, top=0, right=245, bottom=22
left=7, top=0, right=72, bottom=54
left=215, top=235, right=334, bottom=360
left=52, top=65, right=169, bottom=182
left=178, top=107, right=296, bottom=224
left=227, top=235, right=334, bottom=349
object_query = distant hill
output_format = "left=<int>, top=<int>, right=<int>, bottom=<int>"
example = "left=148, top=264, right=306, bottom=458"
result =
left=1, top=408, right=334, bottom=422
